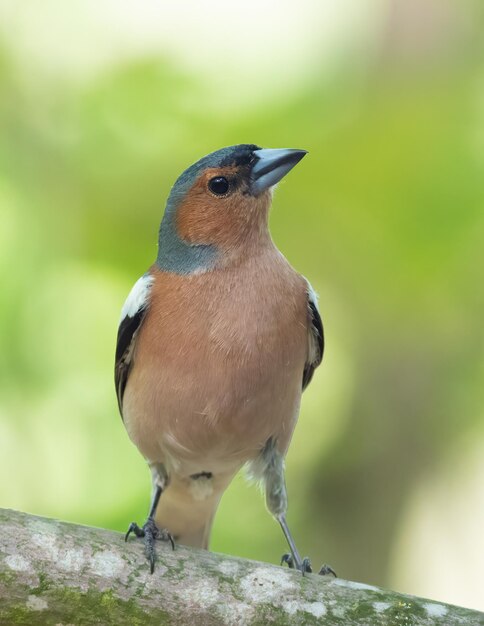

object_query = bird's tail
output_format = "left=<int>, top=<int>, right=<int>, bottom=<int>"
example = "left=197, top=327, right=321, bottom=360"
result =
left=154, top=478, right=221, bottom=549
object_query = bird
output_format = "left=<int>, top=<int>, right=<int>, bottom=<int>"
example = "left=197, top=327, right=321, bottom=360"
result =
left=115, top=144, right=332, bottom=576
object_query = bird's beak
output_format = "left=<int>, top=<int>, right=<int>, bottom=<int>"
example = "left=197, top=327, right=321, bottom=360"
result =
left=250, top=148, right=307, bottom=196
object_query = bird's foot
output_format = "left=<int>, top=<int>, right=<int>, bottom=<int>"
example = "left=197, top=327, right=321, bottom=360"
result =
left=281, top=553, right=337, bottom=577
left=318, top=563, right=337, bottom=577
left=281, top=553, right=312, bottom=575
left=125, top=517, right=175, bottom=574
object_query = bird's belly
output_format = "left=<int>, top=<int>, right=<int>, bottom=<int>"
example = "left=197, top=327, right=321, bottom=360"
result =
left=123, top=339, right=304, bottom=477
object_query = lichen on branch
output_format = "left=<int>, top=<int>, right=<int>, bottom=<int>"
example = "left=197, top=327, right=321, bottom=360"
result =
left=0, top=509, right=482, bottom=625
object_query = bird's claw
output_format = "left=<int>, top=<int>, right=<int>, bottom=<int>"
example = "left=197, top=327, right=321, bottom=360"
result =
left=281, top=553, right=336, bottom=577
left=125, top=517, right=175, bottom=574
left=280, top=553, right=312, bottom=575
left=318, top=563, right=337, bottom=577
left=125, top=521, right=145, bottom=541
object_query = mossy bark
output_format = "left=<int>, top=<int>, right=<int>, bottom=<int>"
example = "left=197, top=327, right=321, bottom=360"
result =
left=0, top=508, right=482, bottom=625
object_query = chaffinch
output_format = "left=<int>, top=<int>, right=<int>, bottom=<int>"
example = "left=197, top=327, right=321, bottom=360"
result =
left=116, top=144, right=333, bottom=576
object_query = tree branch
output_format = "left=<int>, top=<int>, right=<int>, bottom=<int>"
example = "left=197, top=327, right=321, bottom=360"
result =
left=0, top=508, right=482, bottom=625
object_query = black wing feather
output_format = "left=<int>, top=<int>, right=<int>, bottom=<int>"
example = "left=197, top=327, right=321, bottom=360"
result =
left=115, top=308, right=147, bottom=416
left=302, top=298, right=324, bottom=390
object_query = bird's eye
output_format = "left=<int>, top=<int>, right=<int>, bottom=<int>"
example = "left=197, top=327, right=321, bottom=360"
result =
left=208, top=176, right=230, bottom=196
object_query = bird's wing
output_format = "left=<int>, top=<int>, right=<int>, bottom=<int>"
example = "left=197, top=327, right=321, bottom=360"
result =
left=302, top=280, right=324, bottom=390
left=115, top=273, right=154, bottom=415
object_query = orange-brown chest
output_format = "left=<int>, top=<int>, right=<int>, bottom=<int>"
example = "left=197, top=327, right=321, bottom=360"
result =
left=145, top=254, right=305, bottom=372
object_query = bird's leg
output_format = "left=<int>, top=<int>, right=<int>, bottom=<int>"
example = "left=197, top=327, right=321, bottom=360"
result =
left=125, top=463, right=174, bottom=574
left=277, top=514, right=336, bottom=576
left=259, top=439, right=336, bottom=577
left=278, top=513, right=311, bottom=573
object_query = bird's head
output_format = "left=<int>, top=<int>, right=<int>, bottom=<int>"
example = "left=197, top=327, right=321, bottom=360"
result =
left=157, top=144, right=307, bottom=273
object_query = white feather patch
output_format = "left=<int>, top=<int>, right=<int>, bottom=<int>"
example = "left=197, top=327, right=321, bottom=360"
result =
left=306, top=279, right=319, bottom=309
left=189, top=475, right=215, bottom=501
left=120, top=274, right=154, bottom=321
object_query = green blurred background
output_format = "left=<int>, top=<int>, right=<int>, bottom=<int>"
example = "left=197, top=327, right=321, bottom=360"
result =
left=1, top=0, right=483, bottom=611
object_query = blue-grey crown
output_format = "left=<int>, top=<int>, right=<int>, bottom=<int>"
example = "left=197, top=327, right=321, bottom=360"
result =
left=167, top=144, right=260, bottom=209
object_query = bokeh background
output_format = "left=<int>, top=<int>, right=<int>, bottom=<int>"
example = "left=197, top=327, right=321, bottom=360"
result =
left=1, top=0, right=483, bottom=611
